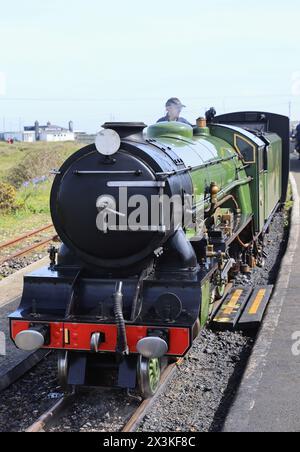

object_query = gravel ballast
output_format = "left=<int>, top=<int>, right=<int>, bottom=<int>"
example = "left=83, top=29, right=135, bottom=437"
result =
left=0, top=354, right=59, bottom=432
left=140, top=330, right=252, bottom=432
left=0, top=253, right=47, bottom=280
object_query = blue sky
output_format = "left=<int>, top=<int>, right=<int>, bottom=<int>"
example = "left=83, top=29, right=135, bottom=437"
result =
left=0, top=0, right=300, bottom=132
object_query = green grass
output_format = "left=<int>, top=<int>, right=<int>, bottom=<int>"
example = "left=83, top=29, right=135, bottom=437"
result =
left=0, top=180, right=52, bottom=241
left=0, top=142, right=30, bottom=181
left=0, top=141, right=82, bottom=241
left=0, top=210, right=51, bottom=242
left=0, top=141, right=81, bottom=182
left=17, top=180, right=52, bottom=213
left=0, top=141, right=81, bottom=186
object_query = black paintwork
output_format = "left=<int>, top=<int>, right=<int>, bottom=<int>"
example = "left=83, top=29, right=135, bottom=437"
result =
left=10, top=264, right=202, bottom=330
left=50, top=129, right=193, bottom=275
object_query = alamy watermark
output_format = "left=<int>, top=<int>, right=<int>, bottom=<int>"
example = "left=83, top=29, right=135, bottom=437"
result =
left=0, top=72, right=6, bottom=96
left=0, top=332, right=5, bottom=356
left=291, top=331, right=300, bottom=357
left=95, top=188, right=205, bottom=234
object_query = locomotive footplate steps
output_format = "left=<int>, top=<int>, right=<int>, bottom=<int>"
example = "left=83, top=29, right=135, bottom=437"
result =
left=237, top=286, right=273, bottom=330
left=211, top=287, right=252, bottom=330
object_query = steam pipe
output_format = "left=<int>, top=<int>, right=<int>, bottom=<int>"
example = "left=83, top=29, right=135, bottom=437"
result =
left=114, top=282, right=129, bottom=356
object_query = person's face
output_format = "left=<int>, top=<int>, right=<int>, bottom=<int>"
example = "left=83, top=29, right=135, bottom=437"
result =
left=166, top=104, right=182, bottom=120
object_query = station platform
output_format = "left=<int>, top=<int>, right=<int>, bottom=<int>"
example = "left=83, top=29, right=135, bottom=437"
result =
left=0, top=258, right=48, bottom=391
left=224, top=155, right=300, bottom=432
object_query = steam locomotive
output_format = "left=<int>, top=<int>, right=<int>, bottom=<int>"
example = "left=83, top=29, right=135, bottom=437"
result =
left=9, top=111, right=290, bottom=398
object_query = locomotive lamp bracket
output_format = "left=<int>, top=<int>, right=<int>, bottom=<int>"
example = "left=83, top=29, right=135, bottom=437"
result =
left=48, top=245, right=58, bottom=268
left=148, top=328, right=169, bottom=344
left=102, top=155, right=117, bottom=165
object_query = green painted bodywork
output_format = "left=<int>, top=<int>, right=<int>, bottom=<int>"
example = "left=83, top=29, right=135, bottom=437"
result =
left=147, top=121, right=282, bottom=234
left=209, top=124, right=282, bottom=232
left=263, top=133, right=282, bottom=221
left=146, top=121, right=283, bottom=326
left=201, top=280, right=211, bottom=327
left=148, top=121, right=194, bottom=141
left=147, top=122, right=253, bottom=236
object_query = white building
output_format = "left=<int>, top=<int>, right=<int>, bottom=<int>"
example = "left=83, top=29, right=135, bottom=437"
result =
left=39, top=128, right=75, bottom=142
left=24, top=121, right=75, bottom=142
left=0, top=121, right=76, bottom=143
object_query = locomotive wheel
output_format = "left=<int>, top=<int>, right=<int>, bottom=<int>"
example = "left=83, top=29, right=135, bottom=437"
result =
left=138, top=356, right=161, bottom=399
left=57, top=351, right=69, bottom=389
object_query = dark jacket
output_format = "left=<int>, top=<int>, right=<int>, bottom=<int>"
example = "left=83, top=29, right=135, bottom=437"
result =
left=157, top=115, right=191, bottom=126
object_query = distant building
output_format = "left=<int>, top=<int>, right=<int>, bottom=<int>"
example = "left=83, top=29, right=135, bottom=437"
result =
left=74, top=131, right=96, bottom=144
left=24, top=121, right=75, bottom=142
left=0, top=120, right=75, bottom=142
left=0, top=131, right=35, bottom=142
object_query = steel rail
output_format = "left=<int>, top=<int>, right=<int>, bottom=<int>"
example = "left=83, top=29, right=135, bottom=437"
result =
left=24, top=361, right=183, bottom=433
left=122, top=359, right=184, bottom=433
left=0, top=234, right=58, bottom=266
left=25, top=392, right=76, bottom=433
left=0, top=224, right=53, bottom=251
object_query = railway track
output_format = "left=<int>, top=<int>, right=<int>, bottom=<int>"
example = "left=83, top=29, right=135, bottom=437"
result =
left=25, top=360, right=183, bottom=433
left=0, top=224, right=58, bottom=267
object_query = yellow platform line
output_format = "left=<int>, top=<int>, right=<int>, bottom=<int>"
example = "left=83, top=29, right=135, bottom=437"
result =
left=223, top=289, right=243, bottom=315
left=248, top=289, right=266, bottom=315
left=215, top=289, right=244, bottom=320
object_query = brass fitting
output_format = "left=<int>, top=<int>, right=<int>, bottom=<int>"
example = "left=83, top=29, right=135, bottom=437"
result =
left=210, top=182, right=220, bottom=197
left=196, top=117, right=207, bottom=128
left=206, top=244, right=215, bottom=258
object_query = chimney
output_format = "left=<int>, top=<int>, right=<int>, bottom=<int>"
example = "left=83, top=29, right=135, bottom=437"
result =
left=69, top=120, right=74, bottom=132
left=34, top=121, right=39, bottom=141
